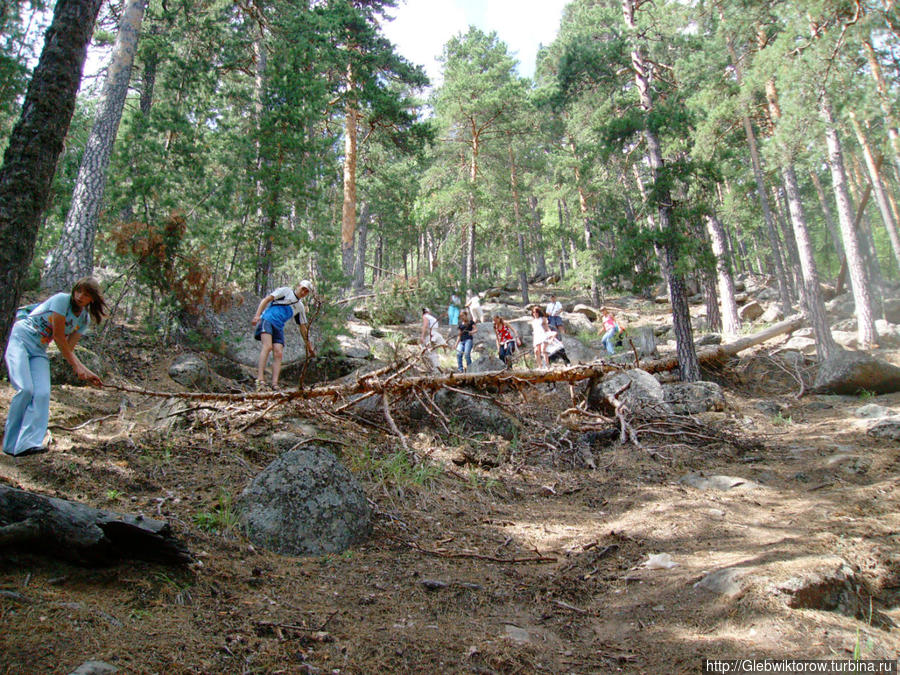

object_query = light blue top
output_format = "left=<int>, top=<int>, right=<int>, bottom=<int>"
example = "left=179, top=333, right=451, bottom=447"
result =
left=19, top=292, right=90, bottom=346
left=448, top=303, right=460, bottom=326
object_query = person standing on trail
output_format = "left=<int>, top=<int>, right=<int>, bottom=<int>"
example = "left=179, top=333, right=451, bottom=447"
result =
left=493, top=316, right=520, bottom=368
left=546, top=294, right=564, bottom=335
left=4, top=277, right=107, bottom=457
left=600, top=308, right=619, bottom=355
left=447, top=295, right=461, bottom=335
left=465, top=289, right=484, bottom=323
left=420, top=307, right=448, bottom=370
left=455, top=310, right=477, bottom=373
left=252, top=280, right=315, bottom=390
left=530, top=306, right=553, bottom=369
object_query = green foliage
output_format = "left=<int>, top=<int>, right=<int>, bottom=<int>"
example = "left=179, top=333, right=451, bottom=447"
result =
left=193, top=489, right=240, bottom=535
left=349, top=446, right=442, bottom=488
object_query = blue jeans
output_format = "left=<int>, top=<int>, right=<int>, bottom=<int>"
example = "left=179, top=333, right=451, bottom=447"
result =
left=457, top=338, right=473, bottom=371
left=601, top=327, right=619, bottom=354
left=3, top=324, right=51, bottom=455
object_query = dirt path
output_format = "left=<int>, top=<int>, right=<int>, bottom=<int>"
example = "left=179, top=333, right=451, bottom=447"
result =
left=1, top=334, right=900, bottom=673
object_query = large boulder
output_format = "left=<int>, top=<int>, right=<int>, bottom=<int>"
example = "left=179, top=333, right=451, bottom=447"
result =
left=237, top=446, right=370, bottom=556
left=572, top=304, right=600, bottom=321
left=883, top=298, right=900, bottom=324
left=168, top=354, right=211, bottom=389
left=595, top=369, right=671, bottom=417
left=49, top=343, right=111, bottom=386
left=561, top=311, right=595, bottom=334
left=620, top=325, right=658, bottom=358
left=189, top=291, right=318, bottom=367
left=407, top=389, right=519, bottom=439
left=738, top=300, right=764, bottom=321
left=813, top=349, right=900, bottom=395
left=663, top=381, right=726, bottom=414
left=825, top=293, right=855, bottom=321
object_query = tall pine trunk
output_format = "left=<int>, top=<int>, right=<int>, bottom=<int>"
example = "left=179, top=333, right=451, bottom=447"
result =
left=705, top=213, right=741, bottom=336
left=42, top=0, right=148, bottom=290
left=723, top=27, right=793, bottom=315
left=0, top=0, right=102, bottom=346
left=848, top=111, right=900, bottom=271
left=821, top=98, right=877, bottom=348
left=342, top=88, right=359, bottom=281
left=623, top=0, right=699, bottom=381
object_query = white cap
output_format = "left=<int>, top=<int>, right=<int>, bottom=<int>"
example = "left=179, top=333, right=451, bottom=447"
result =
left=298, top=279, right=313, bottom=292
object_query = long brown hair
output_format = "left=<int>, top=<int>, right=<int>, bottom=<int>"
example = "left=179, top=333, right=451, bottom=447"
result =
left=71, top=277, right=108, bottom=324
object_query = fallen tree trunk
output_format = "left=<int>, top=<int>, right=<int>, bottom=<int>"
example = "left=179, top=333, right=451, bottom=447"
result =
left=0, top=485, right=193, bottom=566
left=108, top=315, right=806, bottom=403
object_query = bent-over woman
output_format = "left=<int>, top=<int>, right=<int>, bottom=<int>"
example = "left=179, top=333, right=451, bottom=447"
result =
left=4, top=278, right=107, bottom=457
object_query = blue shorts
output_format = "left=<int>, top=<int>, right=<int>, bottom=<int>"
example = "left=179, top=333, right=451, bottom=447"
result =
left=254, top=319, right=285, bottom=345
left=547, top=315, right=563, bottom=328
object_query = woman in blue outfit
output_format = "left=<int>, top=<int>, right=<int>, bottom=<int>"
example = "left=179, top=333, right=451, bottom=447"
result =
left=4, top=277, right=107, bottom=457
left=454, top=310, right=477, bottom=373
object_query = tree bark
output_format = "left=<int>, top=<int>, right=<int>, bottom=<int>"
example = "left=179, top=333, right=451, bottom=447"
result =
left=342, top=91, right=359, bottom=281
left=820, top=98, right=877, bottom=348
left=41, top=0, right=148, bottom=291
left=0, top=0, right=103, bottom=348
left=723, top=29, right=793, bottom=315
left=848, top=111, right=900, bottom=272
left=528, top=196, right=547, bottom=278
left=507, top=142, right=529, bottom=304
left=353, top=202, right=369, bottom=291
left=809, top=170, right=844, bottom=263
left=0, top=485, right=192, bottom=566
left=780, top=164, right=838, bottom=359
left=705, top=213, right=741, bottom=336
left=623, top=0, right=699, bottom=381
left=863, top=39, right=900, bottom=182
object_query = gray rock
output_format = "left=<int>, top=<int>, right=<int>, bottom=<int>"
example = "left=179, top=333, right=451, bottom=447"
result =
left=738, top=301, right=764, bottom=321
left=663, top=381, right=726, bottom=414
left=561, top=311, right=595, bottom=334
left=335, top=335, right=372, bottom=359
left=69, top=662, right=118, bottom=675
left=408, top=389, right=519, bottom=439
left=754, top=400, right=785, bottom=416
left=503, top=625, right=532, bottom=643
left=771, top=557, right=893, bottom=629
left=481, top=302, right=519, bottom=320
left=694, top=567, right=747, bottom=598
left=268, top=432, right=304, bottom=452
left=189, top=291, right=318, bottom=367
left=867, top=418, right=900, bottom=441
left=49, top=344, right=110, bottom=386
left=831, top=330, right=858, bottom=350
left=237, top=446, right=370, bottom=556
left=883, top=297, right=900, bottom=324
left=760, top=305, right=784, bottom=323
left=813, top=349, right=900, bottom=395
left=855, top=403, right=893, bottom=418
left=780, top=337, right=817, bottom=355
left=825, top=294, right=855, bottom=320
left=679, top=473, right=760, bottom=491
left=572, top=304, right=599, bottom=321
left=695, top=333, right=722, bottom=347
left=620, top=325, right=658, bottom=358
left=597, top=369, right=671, bottom=416
left=168, top=354, right=211, bottom=389
left=469, top=354, right=506, bottom=374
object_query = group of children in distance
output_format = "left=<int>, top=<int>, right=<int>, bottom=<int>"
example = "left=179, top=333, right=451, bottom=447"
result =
left=422, top=291, right=621, bottom=374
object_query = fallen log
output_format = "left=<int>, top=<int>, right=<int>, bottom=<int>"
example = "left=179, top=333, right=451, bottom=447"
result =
left=0, top=485, right=193, bottom=566
left=106, top=315, right=806, bottom=403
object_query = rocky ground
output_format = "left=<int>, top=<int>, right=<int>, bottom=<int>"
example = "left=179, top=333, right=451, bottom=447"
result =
left=2, top=280, right=900, bottom=674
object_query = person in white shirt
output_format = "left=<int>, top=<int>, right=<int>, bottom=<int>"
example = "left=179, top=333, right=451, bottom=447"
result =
left=545, top=294, right=564, bottom=334
left=530, top=306, right=553, bottom=368
left=465, top=289, right=485, bottom=323
left=251, top=280, right=315, bottom=390
left=420, top=307, right=448, bottom=370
